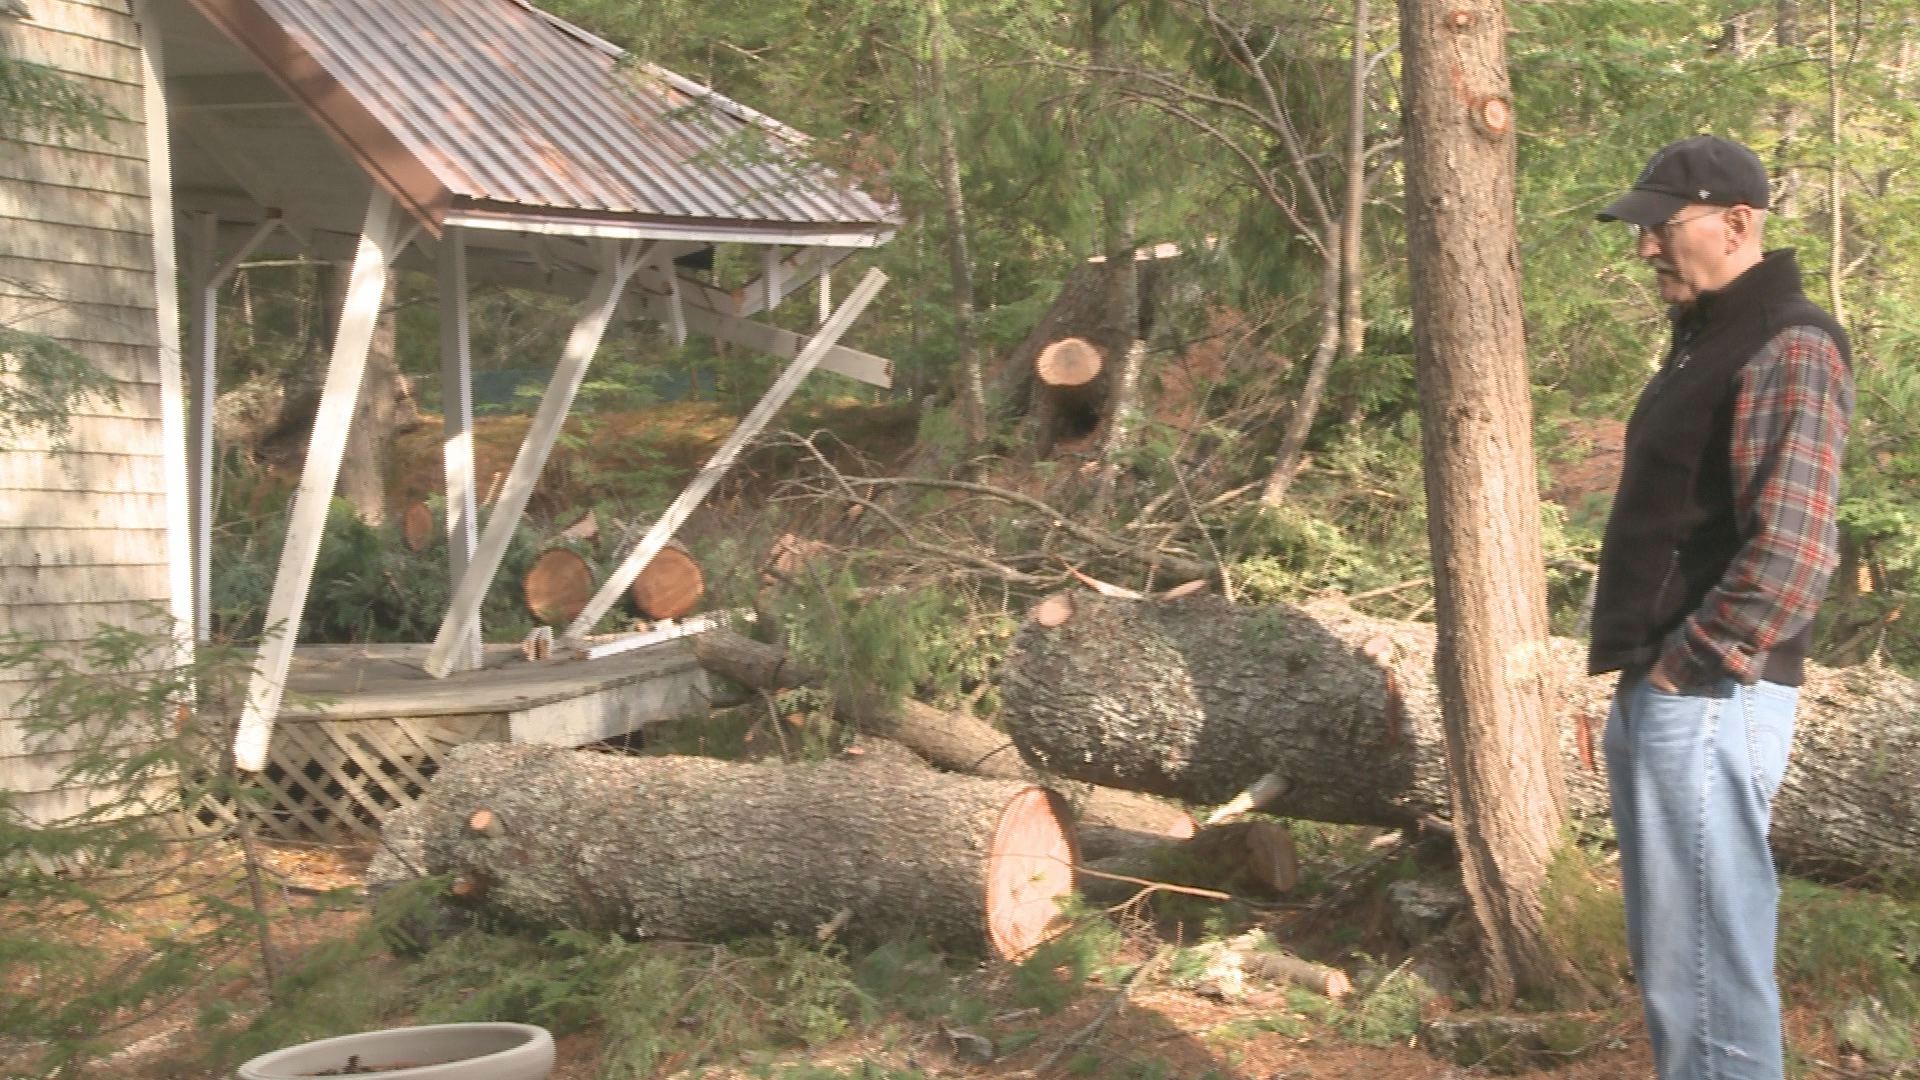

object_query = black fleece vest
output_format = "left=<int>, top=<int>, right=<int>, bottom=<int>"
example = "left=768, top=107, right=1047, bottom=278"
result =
left=1587, top=250, right=1848, bottom=685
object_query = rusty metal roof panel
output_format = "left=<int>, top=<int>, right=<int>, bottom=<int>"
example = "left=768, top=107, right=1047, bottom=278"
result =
left=241, top=0, right=897, bottom=232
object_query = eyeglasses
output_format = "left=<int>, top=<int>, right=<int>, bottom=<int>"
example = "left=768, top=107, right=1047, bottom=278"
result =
left=1629, top=208, right=1729, bottom=246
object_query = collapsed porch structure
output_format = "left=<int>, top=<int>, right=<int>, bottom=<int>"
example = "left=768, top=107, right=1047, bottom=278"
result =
left=141, top=0, right=899, bottom=837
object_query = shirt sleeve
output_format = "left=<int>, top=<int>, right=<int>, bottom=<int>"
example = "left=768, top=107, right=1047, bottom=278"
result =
left=1654, top=324, right=1854, bottom=687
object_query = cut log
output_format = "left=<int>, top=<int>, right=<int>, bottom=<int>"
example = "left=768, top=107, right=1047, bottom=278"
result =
left=522, top=547, right=594, bottom=626
left=1036, top=337, right=1103, bottom=388
left=999, top=590, right=1920, bottom=881
left=691, top=628, right=1197, bottom=843
left=630, top=543, right=705, bottom=621
left=367, top=743, right=1077, bottom=959
left=763, top=533, right=830, bottom=585
left=402, top=501, right=434, bottom=552
left=1079, top=819, right=1298, bottom=904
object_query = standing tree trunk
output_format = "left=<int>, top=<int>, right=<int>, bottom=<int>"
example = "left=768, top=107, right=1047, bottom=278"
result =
left=337, top=271, right=401, bottom=526
left=1397, top=0, right=1569, bottom=1005
left=1825, top=0, right=1846, bottom=322
left=1089, top=0, right=1144, bottom=508
left=1774, top=1, right=1810, bottom=215
left=926, top=0, right=987, bottom=446
left=1260, top=0, right=1369, bottom=506
left=1339, top=0, right=1370, bottom=379
left=1259, top=260, right=1341, bottom=504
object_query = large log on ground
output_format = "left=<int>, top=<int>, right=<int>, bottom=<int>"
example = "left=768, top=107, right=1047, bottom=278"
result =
left=367, top=743, right=1077, bottom=958
left=692, top=629, right=1196, bottom=845
left=999, top=591, right=1920, bottom=880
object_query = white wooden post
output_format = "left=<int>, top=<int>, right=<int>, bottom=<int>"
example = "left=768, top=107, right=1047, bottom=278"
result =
left=423, top=240, right=650, bottom=678
left=188, top=215, right=280, bottom=642
left=818, top=268, right=831, bottom=327
left=186, top=213, right=217, bottom=642
left=233, top=189, right=407, bottom=772
left=563, top=268, right=888, bottom=642
left=664, top=253, right=687, bottom=346
left=134, top=1, right=196, bottom=659
left=437, top=228, right=483, bottom=672
left=762, top=245, right=782, bottom=313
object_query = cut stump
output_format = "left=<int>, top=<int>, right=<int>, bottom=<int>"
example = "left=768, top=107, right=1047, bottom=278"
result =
left=1036, top=337, right=1103, bottom=388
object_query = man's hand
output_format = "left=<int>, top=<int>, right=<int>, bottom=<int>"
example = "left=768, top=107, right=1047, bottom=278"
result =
left=1648, top=667, right=1682, bottom=694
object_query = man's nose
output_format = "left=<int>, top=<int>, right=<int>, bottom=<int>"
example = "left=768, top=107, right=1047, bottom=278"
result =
left=1636, top=228, right=1663, bottom=259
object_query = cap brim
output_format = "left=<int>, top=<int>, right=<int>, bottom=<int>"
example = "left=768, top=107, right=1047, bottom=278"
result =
left=1596, top=188, right=1688, bottom=227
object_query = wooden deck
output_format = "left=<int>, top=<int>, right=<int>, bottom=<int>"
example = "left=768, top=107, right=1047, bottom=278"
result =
left=281, top=639, right=709, bottom=743
left=224, top=640, right=711, bottom=842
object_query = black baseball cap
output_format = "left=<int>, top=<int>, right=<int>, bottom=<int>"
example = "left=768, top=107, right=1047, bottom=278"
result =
left=1596, top=135, right=1771, bottom=227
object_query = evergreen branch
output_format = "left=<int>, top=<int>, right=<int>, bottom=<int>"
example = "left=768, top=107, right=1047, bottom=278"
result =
left=0, top=327, right=122, bottom=448
left=1117, top=93, right=1330, bottom=261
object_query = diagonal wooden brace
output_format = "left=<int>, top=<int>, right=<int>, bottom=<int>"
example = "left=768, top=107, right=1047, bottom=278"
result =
left=422, top=240, right=652, bottom=678
left=233, top=189, right=411, bottom=772
left=562, top=268, right=888, bottom=643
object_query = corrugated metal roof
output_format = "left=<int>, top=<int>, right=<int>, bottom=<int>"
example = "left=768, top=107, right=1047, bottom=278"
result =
left=233, top=0, right=898, bottom=234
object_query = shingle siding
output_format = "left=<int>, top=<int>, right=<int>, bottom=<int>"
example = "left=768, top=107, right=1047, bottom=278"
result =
left=1, top=0, right=176, bottom=828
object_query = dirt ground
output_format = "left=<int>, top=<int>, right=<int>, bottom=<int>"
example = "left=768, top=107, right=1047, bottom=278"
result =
left=33, top=840, right=1692, bottom=1080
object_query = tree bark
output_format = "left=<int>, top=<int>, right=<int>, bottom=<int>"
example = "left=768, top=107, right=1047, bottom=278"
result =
left=926, top=0, right=987, bottom=445
left=1774, top=0, right=1810, bottom=215
left=1339, top=0, right=1370, bottom=375
left=692, top=629, right=1196, bottom=841
left=337, top=272, right=401, bottom=526
left=999, top=592, right=1920, bottom=883
left=1259, top=258, right=1342, bottom=504
left=367, top=743, right=1076, bottom=959
left=1397, top=0, right=1567, bottom=1003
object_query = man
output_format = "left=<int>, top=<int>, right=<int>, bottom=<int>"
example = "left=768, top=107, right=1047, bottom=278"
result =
left=1591, top=134, right=1854, bottom=1080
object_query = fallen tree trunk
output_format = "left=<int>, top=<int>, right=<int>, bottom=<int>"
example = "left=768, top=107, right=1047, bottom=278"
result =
left=367, top=743, right=1076, bottom=959
left=693, top=629, right=1196, bottom=845
left=999, top=591, right=1920, bottom=880
left=1078, top=819, right=1299, bottom=906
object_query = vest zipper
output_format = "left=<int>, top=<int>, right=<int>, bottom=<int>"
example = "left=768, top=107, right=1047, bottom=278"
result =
left=1651, top=550, right=1680, bottom=616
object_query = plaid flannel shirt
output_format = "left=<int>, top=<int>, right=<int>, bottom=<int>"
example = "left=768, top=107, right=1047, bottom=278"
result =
left=1653, top=324, right=1854, bottom=687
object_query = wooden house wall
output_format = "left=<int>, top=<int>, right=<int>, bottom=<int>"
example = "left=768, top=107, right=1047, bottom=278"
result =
left=1, top=0, right=176, bottom=825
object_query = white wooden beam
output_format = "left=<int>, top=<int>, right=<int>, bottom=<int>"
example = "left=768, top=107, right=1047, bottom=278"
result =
left=563, top=268, right=888, bottom=642
left=819, top=268, right=831, bottom=327
left=233, top=189, right=408, bottom=772
left=437, top=227, right=483, bottom=672
left=134, top=0, right=196, bottom=661
left=423, top=240, right=651, bottom=678
left=625, top=289, right=892, bottom=389
left=736, top=245, right=855, bottom=319
left=444, top=213, right=893, bottom=250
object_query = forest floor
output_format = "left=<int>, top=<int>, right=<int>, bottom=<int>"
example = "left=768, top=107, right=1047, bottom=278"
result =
left=71, top=840, right=1683, bottom=1080
left=55, top=837, right=1881, bottom=1080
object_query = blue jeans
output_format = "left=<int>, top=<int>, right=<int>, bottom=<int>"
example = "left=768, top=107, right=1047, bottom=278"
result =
left=1604, top=670, right=1799, bottom=1080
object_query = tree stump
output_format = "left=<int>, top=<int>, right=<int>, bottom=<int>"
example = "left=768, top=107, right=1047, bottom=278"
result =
left=368, top=743, right=1078, bottom=959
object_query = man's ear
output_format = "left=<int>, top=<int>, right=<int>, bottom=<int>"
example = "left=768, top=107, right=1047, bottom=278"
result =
left=1727, top=205, right=1757, bottom=247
